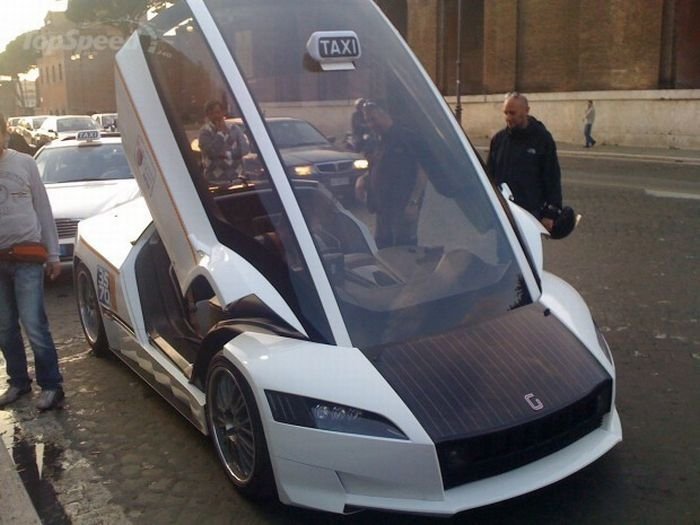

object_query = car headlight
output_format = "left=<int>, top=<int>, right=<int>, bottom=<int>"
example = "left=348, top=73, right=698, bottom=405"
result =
left=353, top=159, right=369, bottom=170
left=293, top=165, right=315, bottom=176
left=265, top=390, right=407, bottom=440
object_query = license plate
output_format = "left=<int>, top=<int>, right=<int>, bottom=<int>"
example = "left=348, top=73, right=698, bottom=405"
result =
left=330, top=176, right=349, bottom=187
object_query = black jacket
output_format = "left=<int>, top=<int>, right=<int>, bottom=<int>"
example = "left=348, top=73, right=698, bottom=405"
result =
left=367, top=124, right=422, bottom=215
left=487, top=116, right=562, bottom=217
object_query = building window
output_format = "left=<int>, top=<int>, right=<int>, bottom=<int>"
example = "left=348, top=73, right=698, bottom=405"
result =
left=58, top=63, right=63, bottom=82
left=51, top=65, right=56, bottom=83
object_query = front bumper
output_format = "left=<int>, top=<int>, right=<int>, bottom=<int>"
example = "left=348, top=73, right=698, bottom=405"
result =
left=270, top=408, right=622, bottom=515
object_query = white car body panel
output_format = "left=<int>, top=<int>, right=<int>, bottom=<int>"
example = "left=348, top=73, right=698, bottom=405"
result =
left=37, top=137, right=140, bottom=259
left=75, top=211, right=208, bottom=431
left=46, top=180, right=140, bottom=223
left=271, top=411, right=621, bottom=515
left=503, top=185, right=549, bottom=278
left=114, top=32, right=307, bottom=336
left=191, top=0, right=352, bottom=346
left=540, top=271, right=615, bottom=374
left=75, top=197, right=152, bottom=268
left=216, top=332, right=621, bottom=515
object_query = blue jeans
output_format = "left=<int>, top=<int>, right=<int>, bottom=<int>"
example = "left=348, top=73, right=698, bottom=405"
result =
left=584, top=123, right=595, bottom=146
left=0, top=261, right=63, bottom=390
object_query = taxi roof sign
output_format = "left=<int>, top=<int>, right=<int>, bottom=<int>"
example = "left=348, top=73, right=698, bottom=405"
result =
left=306, top=31, right=361, bottom=71
left=76, top=130, right=100, bottom=141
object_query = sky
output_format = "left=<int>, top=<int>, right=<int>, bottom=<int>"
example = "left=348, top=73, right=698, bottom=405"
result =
left=0, top=0, right=68, bottom=53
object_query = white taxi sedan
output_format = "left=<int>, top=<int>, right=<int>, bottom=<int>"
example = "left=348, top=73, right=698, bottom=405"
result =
left=35, top=131, right=141, bottom=261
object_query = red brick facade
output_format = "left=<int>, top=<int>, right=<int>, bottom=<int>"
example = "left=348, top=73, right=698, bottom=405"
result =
left=379, top=0, right=700, bottom=95
left=26, top=1, right=700, bottom=117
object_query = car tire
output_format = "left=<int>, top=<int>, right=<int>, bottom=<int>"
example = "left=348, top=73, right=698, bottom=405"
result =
left=75, top=263, right=109, bottom=357
left=206, top=354, right=275, bottom=500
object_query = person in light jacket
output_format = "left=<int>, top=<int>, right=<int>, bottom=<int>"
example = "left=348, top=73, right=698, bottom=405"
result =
left=583, top=100, right=596, bottom=148
left=0, top=114, right=64, bottom=411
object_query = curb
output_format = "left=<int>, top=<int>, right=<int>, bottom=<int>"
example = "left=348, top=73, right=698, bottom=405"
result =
left=0, top=438, right=42, bottom=525
left=473, top=144, right=700, bottom=166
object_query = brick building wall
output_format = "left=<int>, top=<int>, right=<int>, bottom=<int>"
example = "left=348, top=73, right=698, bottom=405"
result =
left=673, top=0, right=700, bottom=88
left=35, top=12, right=118, bottom=116
left=441, top=0, right=484, bottom=95
left=402, top=0, right=699, bottom=95
left=37, top=52, right=69, bottom=115
left=482, top=0, right=517, bottom=94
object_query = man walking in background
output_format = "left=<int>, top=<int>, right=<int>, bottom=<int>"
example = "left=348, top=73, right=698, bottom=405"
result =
left=583, top=100, right=596, bottom=148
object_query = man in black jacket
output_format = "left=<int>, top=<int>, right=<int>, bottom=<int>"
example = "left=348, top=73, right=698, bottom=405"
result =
left=355, top=102, right=427, bottom=248
left=487, top=92, right=562, bottom=233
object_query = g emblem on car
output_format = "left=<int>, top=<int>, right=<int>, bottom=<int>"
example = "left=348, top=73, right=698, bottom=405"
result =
left=524, top=393, right=544, bottom=411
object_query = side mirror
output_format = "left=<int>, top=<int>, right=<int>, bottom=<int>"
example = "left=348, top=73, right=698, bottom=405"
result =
left=500, top=184, right=548, bottom=277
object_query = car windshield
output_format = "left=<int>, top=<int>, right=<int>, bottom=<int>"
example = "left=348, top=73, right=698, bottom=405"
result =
left=268, top=120, right=329, bottom=149
left=32, top=117, right=47, bottom=129
left=36, top=143, right=133, bottom=183
left=203, top=0, right=533, bottom=348
left=56, top=117, right=98, bottom=133
left=142, top=0, right=532, bottom=348
left=99, top=114, right=117, bottom=127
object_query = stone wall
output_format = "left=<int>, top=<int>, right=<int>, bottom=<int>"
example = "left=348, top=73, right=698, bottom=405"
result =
left=447, top=89, right=700, bottom=150
left=262, top=89, right=700, bottom=152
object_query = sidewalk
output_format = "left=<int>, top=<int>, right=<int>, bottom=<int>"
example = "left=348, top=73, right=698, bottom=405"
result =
left=0, top=436, right=41, bottom=525
left=471, top=137, right=700, bottom=165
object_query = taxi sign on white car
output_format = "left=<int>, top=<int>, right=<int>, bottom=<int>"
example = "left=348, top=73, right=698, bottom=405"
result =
left=306, top=30, right=361, bottom=70
left=76, top=129, right=101, bottom=142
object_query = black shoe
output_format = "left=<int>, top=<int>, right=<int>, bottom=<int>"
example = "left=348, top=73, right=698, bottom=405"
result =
left=0, top=385, right=32, bottom=408
left=36, top=388, right=65, bottom=411
left=591, top=140, right=596, bottom=146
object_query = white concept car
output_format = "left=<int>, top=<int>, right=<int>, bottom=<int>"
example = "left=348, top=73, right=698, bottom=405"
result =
left=73, top=0, right=621, bottom=516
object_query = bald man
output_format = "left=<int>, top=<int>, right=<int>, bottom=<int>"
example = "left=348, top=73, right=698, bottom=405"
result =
left=487, top=93, right=562, bottom=232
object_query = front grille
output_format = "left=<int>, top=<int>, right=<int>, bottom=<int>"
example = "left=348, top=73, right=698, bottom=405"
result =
left=316, top=160, right=354, bottom=173
left=55, top=218, right=79, bottom=239
left=437, top=381, right=612, bottom=489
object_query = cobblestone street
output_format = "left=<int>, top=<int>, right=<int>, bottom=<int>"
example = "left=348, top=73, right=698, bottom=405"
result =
left=1, top=150, right=699, bottom=524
